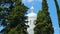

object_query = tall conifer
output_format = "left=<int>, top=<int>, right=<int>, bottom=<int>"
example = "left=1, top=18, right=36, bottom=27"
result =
left=34, top=0, right=54, bottom=34
left=0, top=0, right=28, bottom=34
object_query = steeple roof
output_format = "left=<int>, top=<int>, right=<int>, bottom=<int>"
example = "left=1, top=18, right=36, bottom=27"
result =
left=27, top=6, right=37, bottom=17
left=30, top=6, right=34, bottom=13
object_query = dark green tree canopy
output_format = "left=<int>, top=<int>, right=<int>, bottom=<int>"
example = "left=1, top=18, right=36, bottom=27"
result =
left=42, top=0, right=48, bottom=12
left=34, top=0, right=54, bottom=34
left=0, top=0, right=28, bottom=34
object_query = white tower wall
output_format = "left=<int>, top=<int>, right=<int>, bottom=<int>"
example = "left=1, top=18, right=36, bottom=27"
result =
left=27, top=6, right=37, bottom=34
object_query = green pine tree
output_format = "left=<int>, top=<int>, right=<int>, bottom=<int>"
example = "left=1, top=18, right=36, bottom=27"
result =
left=0, top=0, right=28, bottom=34
left=34, top=0, right=54, bottom=34
left=54, top=0, right=60, bottom=27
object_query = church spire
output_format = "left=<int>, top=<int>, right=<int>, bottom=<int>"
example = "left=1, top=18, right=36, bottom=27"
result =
left=30, top=0, right=34, bottom=13
left=30, top=6, right=34, bottom=13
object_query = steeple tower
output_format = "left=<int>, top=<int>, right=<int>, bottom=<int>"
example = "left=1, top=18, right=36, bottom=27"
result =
left=27, top=1, right=37, bottom=34
left=30, top=0, right=34, bottom=13
left=30, top=6, right=34, bottom=13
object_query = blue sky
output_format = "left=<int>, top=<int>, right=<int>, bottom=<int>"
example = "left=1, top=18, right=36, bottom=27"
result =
left=0, top=0, right=60, bottom=34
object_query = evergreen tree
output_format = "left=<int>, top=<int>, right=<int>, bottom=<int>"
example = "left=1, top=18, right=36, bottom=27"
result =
left=34, top=0, right=54, bottom=34
left=54, top=0, right=60, bottom=27
left=0, top=0, right=28, bottom=34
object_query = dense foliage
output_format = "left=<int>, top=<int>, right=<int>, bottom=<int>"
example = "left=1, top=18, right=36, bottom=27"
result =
left=0, top=0, right=28, bottom=34
left=34, top=0, right=54, bottom=34
left=58, top=9, right=60, bottom=27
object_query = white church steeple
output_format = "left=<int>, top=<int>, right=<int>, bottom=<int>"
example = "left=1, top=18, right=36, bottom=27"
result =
left=27, top=6, right=37, bottom=34
left=27, top=1, right=37, bottom=34
left=30, top=6, right=34, bottom=13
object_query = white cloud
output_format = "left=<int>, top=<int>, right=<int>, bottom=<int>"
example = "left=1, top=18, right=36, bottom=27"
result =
left=27, top=0, right=33, bottom=2
left=23, top=0, right=33, bottom=3
left=38, top=0, right=42, bottom=2
left=22, top=0, right=42, bottom=3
